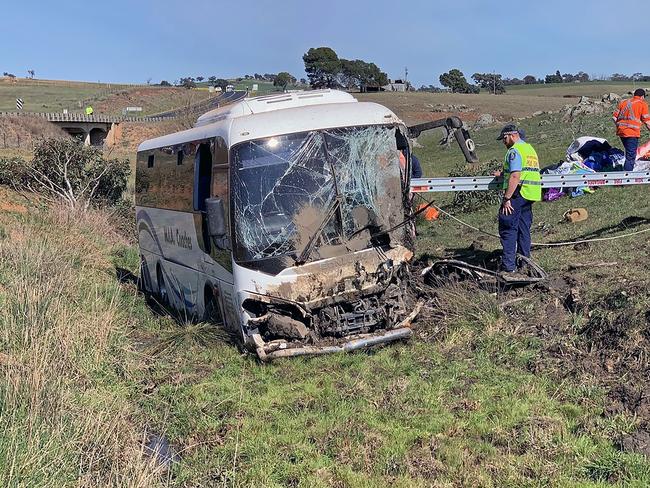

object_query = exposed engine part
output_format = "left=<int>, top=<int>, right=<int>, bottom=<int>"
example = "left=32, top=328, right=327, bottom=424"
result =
left=315, top=281, right=409, bottom=338
left=265, top=313, right=310, bottom=340
left=261, top=302, right=423, bottom=361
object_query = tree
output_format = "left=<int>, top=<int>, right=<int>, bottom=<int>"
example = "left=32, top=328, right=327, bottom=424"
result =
left=632, top=72, right=644, bottom=81
left=439, top=69, right=479, bottom=94
left=3, top=72, right=16, bottom=79
left=299, top=78, right=307, bottom=85
left=27, top=69, right=35, bottom=79
left=208, top=76, right=217, bottom=83
left=196, top=76, right=204, bottom=82
left=545, top=70, right=563, bottom=84
left=274, top=72, right=296, bottom=90
left=575, top=71, right=590, bottom=82
left=213, top=78, right=229, bottom=91
left=14, top=138, right=129, bottom=209
left=303, top=47, right=342, bottom=88
left=523, top=75, right=537, bottom=85
left=471, top=72, right=506, bottom=94
left=340, top=59, right=388, bottom=91
left=159, top=80, right=172, bottom=86
left=179, top=77, right=196, bottom=88
left=611, top=73, right=631, bottom=81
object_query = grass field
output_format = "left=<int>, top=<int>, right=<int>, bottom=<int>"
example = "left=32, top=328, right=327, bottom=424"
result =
left=0, top=83, right=649, bottom=487
left=506, top=81, right=646, bottom=98
left=0, top=78, right=213, bottom=116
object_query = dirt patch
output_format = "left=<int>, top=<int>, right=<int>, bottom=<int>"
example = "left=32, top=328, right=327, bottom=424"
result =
left=529, top=279, right=650, bottom=455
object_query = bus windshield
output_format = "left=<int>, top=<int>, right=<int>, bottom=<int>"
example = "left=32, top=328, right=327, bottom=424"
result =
left=231, top=125, right=405, bottom=264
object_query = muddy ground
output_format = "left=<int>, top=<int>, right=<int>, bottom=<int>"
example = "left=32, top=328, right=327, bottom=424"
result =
left=420, top=265, right=650, bottom=459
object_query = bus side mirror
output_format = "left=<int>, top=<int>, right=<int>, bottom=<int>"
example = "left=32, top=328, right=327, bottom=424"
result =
left=205, top=198, right=227, bottom=238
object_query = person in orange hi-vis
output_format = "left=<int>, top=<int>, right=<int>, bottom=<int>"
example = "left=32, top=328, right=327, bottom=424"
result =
left=612, top=88, right=650, bottom=171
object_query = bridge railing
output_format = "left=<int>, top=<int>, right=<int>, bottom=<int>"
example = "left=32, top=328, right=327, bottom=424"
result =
left=0, top=111, right=171, bottom=123
left=0, top=91, right=249, bottom=124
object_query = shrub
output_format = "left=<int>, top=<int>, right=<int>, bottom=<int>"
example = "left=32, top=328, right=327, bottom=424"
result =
left=19, top=138, right=130, bottom=208
left=449, top=159, right=503, bottom=213
left=0, top=157, right=29, bottom=186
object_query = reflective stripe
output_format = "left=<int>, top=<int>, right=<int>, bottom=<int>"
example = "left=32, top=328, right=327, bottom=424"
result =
left=616, top=99, right=644, bottom=124
left=521, top=166, right=540, bottom=172
left=521, top=180, right=542, bottom=186
left=616, top=122, right=641, bottom=129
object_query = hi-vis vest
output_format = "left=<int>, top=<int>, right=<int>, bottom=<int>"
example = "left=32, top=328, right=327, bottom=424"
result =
left=614, top=97, right=648, bottom=137
left=504, top=141, right=541, bottom=202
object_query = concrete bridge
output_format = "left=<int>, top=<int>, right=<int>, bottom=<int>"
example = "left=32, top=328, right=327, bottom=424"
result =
left=0, top=90, right=248, bottom=146
left=0, top=111, right=170, bottom=146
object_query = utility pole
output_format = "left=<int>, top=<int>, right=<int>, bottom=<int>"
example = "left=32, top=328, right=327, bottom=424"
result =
left=493, top=70, right=496, bottom=95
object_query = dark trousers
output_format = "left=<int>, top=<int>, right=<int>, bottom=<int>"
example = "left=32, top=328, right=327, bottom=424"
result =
left=620, top=137, right=639, bottom=171
left=498, top=193, right=533, bottom=272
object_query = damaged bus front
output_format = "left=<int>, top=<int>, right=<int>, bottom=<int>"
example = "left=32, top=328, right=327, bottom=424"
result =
left=233, top=123, right=420, bottom=359
left=136, top=91, right=421, bottom=360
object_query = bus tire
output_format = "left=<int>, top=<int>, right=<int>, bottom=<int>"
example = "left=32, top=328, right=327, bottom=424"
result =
left=156, top=264, right=169, bottom=308
left=203, top=287, right=222, bottom=324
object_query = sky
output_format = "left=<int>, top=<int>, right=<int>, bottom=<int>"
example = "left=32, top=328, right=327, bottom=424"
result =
left=2, top=0, right=646, bottom=87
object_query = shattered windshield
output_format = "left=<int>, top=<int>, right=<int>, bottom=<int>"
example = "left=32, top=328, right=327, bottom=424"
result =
left=231, top=125, right=404, bottom=263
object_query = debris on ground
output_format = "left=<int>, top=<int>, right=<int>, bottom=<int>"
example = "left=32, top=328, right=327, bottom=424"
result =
left=563, top=208, right=589, bottom=223
left=541, top=134, right=650, bottom=201
left=524, top=280, right=650, bottom=457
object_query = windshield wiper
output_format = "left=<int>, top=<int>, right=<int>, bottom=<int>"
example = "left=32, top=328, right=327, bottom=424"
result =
left=295, top=195, right=343, bottom=265
left=348, top=222, right=382, bottom=240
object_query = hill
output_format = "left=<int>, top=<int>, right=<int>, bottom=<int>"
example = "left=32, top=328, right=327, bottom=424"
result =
left=0, top=90, right=648, bottom=486
left=0, top=77, right=213, bottom=116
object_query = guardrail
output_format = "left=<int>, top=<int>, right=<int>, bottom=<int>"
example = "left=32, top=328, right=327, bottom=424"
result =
left=0, top=111, right=170, bottom=123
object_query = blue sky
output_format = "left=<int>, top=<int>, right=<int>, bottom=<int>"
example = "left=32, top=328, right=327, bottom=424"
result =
left=2, top=0, right=645, bottom=86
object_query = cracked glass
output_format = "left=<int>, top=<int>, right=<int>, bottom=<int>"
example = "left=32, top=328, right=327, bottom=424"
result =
left=231, top=125, right=403, bottom=263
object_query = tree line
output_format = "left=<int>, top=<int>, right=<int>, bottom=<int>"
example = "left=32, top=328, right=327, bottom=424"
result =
left=432, top=69, right=650, bottom=94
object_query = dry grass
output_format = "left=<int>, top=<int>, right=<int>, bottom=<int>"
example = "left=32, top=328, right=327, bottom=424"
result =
left=0, top=202, right=167, bottom=487
left=355, top=91, right=572, bottom=125
left=0, top=116, right=68, bottom=149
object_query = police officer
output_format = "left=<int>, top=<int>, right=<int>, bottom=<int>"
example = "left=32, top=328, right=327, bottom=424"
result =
left=494, top=124, right=541, bottom=274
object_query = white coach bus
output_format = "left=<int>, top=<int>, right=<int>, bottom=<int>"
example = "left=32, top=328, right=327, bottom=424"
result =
left=135, top=90, right=419, bottom=360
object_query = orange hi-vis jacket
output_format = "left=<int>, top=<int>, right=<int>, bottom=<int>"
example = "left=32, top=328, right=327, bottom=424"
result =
left=613, top=96, right=650, bottom=138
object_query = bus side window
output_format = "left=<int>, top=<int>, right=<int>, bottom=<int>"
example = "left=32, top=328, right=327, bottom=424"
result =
left=210, top=137, right=232, bottom=271
left=194, top=143, right=212, bottom=211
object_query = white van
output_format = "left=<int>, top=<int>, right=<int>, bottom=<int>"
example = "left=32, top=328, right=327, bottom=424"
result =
left=135, top=90, right=418, bottom=359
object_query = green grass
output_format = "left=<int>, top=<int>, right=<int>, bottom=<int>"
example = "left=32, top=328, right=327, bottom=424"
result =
left=0, top=78, right=132, bottom=112
left=0, top=78, right=214, bottom=116
left=506, top=81, right=644, bottom=98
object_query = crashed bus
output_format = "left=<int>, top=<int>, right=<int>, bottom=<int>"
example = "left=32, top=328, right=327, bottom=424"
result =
left=136, top=90, right=424, bottom=360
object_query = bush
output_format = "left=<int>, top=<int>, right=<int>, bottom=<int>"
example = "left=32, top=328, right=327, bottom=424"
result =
left=449, top=159, right=503, bottom=213
left=16, top=139, right=130, bottom=208
left=0, top=157, right=29, bottom=186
